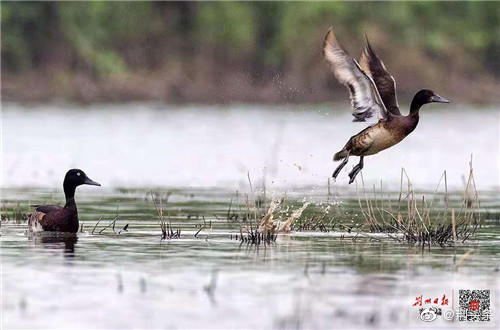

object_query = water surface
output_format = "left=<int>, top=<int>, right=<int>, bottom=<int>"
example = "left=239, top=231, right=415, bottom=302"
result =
left=2, top=103, right=498, bottom=189
left=1, top=187, right=499, bottom=329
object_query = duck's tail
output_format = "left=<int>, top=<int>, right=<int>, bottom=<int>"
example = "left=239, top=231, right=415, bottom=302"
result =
left=333, top=149, right=349, bottom=161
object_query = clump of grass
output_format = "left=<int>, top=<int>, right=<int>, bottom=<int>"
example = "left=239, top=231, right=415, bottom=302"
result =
left=231, top=227, right=277, bottom=245
left=1, top=202, right=29, bottom=223
left=151, top=191, right=181, bottom=240
left=160, top=222, right=181, bottom=240
left=357, top=158, right=480, bottom=247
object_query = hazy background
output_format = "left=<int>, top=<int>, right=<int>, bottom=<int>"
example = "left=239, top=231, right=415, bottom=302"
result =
left=1, top=1, right=499, bottom=190
left=2, top=1, right=500, bottom=104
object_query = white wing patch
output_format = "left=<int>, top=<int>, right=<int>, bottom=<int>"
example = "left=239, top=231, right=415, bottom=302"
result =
left=323, top=28, right=388, bottom=122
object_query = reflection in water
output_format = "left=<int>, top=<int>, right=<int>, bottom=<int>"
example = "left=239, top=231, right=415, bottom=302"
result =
left=28, top=232, right=78, bottom=257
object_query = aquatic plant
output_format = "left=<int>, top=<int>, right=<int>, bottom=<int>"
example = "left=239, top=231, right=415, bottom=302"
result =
left=90, top=205, right=128, bottom=235
left=357, top=158, right=480, bottom=247
left=0, top=202, right=29, bottom=223
left=160, top=222, right=181, bottom=240
left=151, top=191, right=181, bottom=240
left=231, top=228, right=277, bottom=245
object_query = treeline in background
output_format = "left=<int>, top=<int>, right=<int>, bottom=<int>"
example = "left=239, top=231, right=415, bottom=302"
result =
left=2, top=1, right=499, bottom=104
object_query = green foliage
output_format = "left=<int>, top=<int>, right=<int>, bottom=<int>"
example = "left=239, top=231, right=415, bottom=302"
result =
left=1, top=2, right=53, bottom=71
left=1, top=1, right=499, bottom=75
left=195, top=2, right=255, bottom=51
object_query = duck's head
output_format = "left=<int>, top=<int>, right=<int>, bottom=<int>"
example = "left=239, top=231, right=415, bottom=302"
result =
left=415, top=89, right=450, bottom=105
left=411, top=89, right=450, bottom=113
left=64, top=169, right=101, bottom=188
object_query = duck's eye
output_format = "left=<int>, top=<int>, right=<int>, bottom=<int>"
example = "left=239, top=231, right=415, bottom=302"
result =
left=77, top=172, right=81, bottom=176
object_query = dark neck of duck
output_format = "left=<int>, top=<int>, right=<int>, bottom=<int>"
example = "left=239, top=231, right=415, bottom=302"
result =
left=404, top=95, right=424, bottom=135
left=63, top=183, right=77, bottom=207
left=409, top=96, right=425, bottom=116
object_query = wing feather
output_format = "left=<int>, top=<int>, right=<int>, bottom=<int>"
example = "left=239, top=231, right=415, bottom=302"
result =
left=34, top=205, right=61, bottom=213
left=323, top=28, right=388, bottom=122
left=359, top=36, right=400, bottom=116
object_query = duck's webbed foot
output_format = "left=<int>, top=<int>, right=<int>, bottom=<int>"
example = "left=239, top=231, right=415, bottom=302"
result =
left=332, top=155, right=349, bottom=179
left=348, top=156, right=364, bottom=184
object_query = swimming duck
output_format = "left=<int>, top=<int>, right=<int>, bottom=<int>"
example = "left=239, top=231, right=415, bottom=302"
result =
left=28, top=169, right=101, bottom=233
left=323, top=28, right=450, bottom=184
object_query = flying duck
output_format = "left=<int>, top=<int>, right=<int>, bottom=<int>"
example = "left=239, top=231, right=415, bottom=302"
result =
left=28, top=169, right=101, bottom=233
left=323, top=28, right=450, bottom=184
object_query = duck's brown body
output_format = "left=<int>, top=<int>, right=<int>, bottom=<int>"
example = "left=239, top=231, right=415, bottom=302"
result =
left=29, top=201, right=79, bottom=233
left=335, top=114, right=419, bottom=159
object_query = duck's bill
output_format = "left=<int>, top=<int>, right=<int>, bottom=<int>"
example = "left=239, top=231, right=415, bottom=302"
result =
left=431, top=94, right=450, bottom=103
left=84, top=177, right=101, bottom=186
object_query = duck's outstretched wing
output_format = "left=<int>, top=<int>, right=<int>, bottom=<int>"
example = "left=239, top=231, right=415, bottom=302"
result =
left=359, top=36, right=400, bottom=116
left=323, top=28, right=388, bottom=122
